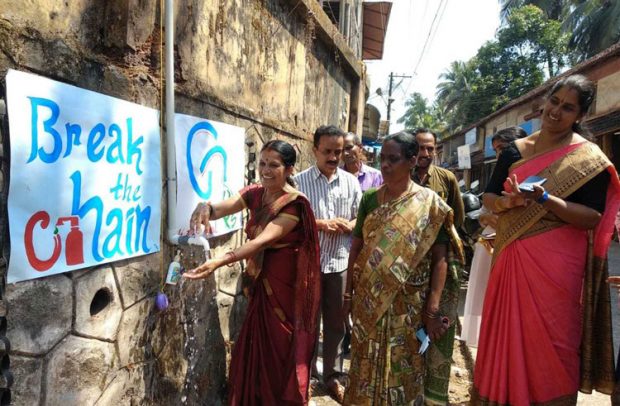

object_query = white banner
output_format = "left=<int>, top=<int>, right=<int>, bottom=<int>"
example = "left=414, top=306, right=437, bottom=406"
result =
left=457, top=144, right=471, bottom=169
left=174, top=114, right=245, bottom=237
left=6, top=70, right=161, bottom=283
left=465, top=128, right=476, bottom=145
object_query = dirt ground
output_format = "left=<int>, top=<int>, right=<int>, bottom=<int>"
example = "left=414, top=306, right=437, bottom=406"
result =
left=311, top=314, right=614, bottom=405
left=309, top=337, right=473, bottom=406
left=311, top=244, right=620, bottom=405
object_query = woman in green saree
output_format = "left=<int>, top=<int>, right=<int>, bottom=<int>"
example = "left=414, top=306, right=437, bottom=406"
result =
left=343, top=132, right=463, bottom=405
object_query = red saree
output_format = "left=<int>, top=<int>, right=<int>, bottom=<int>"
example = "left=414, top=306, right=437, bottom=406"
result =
left=472, top=142, right=620, bottom=405
left=228, top=184, right=321, bottom=405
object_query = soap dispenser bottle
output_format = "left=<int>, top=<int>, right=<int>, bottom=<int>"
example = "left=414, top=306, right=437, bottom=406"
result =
left=165, top=251, right=182, bottom=285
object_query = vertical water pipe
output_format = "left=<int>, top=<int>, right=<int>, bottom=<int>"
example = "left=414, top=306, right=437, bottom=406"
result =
left=165, top=0, right=176, bottom=243
left=165, top=0, right=210, bottom=254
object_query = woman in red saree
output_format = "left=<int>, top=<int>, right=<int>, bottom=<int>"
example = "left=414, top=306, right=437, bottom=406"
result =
left=472, top=75, right=620, bottom=405
left=185, top=140, right=321, bottom=405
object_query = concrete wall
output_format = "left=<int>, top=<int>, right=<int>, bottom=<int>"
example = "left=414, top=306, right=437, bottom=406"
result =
left=597, top=70, right=620, bottom=115
left=0, top=0, right=364, bottom=404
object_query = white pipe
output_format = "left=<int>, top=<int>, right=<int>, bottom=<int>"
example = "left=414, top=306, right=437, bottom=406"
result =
left=165, top=0, right=177, bottom=245
left=164, top=1, right=211, bottom=254
left=169, top=234, right=211, bottom=259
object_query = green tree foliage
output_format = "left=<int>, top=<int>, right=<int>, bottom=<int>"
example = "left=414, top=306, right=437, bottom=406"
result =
left=397, top=92, right=448, bottom=137
left=500, top=0, right=564, bottom=20
left=430, top=5, right=568, bottom=131
left=563, top=0, right=620, bottom=60
left=501, top=0, right=620, bottom=60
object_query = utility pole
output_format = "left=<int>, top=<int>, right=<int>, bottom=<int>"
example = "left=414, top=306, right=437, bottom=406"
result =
left=387, top=72, right=394, bottom=123
left=386, top=72, right=412, bottom=124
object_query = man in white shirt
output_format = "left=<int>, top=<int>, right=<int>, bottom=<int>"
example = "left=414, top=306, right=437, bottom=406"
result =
left=295, top=125, right=362, bottom=401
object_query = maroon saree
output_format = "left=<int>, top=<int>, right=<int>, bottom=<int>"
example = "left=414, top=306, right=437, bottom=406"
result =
left=228, top=184, right=321, bottom=405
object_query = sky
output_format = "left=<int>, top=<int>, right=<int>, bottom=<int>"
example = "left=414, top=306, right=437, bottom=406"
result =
left=365, top=0, right=501, bottom=133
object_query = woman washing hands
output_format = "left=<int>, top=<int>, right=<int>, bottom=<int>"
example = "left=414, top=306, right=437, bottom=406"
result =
left=184, top=140, right=321, bottom=405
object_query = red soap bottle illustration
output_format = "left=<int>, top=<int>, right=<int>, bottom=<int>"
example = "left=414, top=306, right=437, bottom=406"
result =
left=56, top=216, right=84, bottom=266
left=24, top=212, right=85, bottom=272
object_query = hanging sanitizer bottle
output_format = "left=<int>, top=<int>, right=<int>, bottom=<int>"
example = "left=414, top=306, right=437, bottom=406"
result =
left=165, top=251, right=182, bottom=285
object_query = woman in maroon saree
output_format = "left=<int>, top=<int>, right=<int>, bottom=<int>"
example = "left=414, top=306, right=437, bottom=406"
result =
left=185, top=140, right=321, bottom=405
left=472, top=75, right=620, bottom=405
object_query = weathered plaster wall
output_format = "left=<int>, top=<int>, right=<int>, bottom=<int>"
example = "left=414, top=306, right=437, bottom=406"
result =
left=597, top=70, right=620, bottom=115
left=173, top=0, right=351, bottom=136
left=0, top=0, right=363, bottom=404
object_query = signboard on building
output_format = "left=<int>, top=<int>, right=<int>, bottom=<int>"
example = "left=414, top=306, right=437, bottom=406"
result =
left=519, top=119, right=541, bottom=135
left=6, top=69, right=162, bottom=283
left=457, top=144, right=471, bottom=169
left=465, top=128, right=476, bottom=145
left=484, top=135, right=495, bottom=158
left=173, top=114, right=245, bottom=237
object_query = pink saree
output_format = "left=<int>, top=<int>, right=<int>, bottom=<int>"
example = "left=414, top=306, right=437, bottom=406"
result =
left=472, top=142, right=620, bottom=405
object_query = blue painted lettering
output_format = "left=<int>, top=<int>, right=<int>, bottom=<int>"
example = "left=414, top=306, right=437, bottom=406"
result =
left=125, top=118, right=144, bottom=175
left=109, top=173, right=142, bottom=202
left=186, top=121, right=228, bottom=200
left=27, top=97, right=62, bottom=164
left=70, top=171, right=104, bottom=262
left=71, top=170, right=151, bottom=261
left=103, top=208, right=124, bottom=257
left=63, top=123, right=82, bottom=158
left=107, top=124, right=125, bottom=164
left=87, top=123, right=106, bottom=162
left=27, top=97, right=145, bottom=175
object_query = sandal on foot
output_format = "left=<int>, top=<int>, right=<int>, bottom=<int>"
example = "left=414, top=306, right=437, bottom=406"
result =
left=326, top=378, right=345, bottom=404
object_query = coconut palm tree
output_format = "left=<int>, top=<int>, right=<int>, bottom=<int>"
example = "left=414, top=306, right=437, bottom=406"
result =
left=500, top=0, right=564, bottom=21
left=499, top=1, right=620, bottom=60
left=563, top=0, right=620, bottom=60
left=435, top=60, right=477, bottom=111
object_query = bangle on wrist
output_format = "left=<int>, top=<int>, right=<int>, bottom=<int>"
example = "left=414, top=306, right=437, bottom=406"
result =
left=208, top=203, right=214, bottom=217
left=343, top=292, right=352, bottom=299
left=536, top=190, right=549, bottom=204
left=493, top=198, right=506, bottom=213
left=423, top=308, right=439, bottom=319
left=225, top=251, right=237, bottom=267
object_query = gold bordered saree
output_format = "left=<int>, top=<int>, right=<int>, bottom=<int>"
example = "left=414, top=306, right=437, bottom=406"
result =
left=472, top=141, right=620, bottom=405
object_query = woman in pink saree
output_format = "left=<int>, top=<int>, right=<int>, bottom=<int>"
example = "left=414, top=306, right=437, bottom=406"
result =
left=472, top=75, right=620, bottom=405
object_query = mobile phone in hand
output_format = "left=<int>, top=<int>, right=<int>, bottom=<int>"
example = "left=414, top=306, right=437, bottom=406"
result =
left=416, top=327, right=430, bottom=354
left=518, top=176, right=547, bottom=193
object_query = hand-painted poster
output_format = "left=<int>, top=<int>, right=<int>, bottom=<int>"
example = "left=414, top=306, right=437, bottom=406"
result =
left=6, top=69, right=161, bottom=283
left=174, top=114, right=245, bottom=237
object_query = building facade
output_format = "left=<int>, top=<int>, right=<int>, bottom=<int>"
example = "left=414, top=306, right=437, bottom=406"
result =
left=439, top=43, right=620, bottom=192
left=0, top=0, right=388, bottom=403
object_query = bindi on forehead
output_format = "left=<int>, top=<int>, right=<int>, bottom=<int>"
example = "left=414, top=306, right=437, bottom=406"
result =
left=553, top=88, right=579, bottom=104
